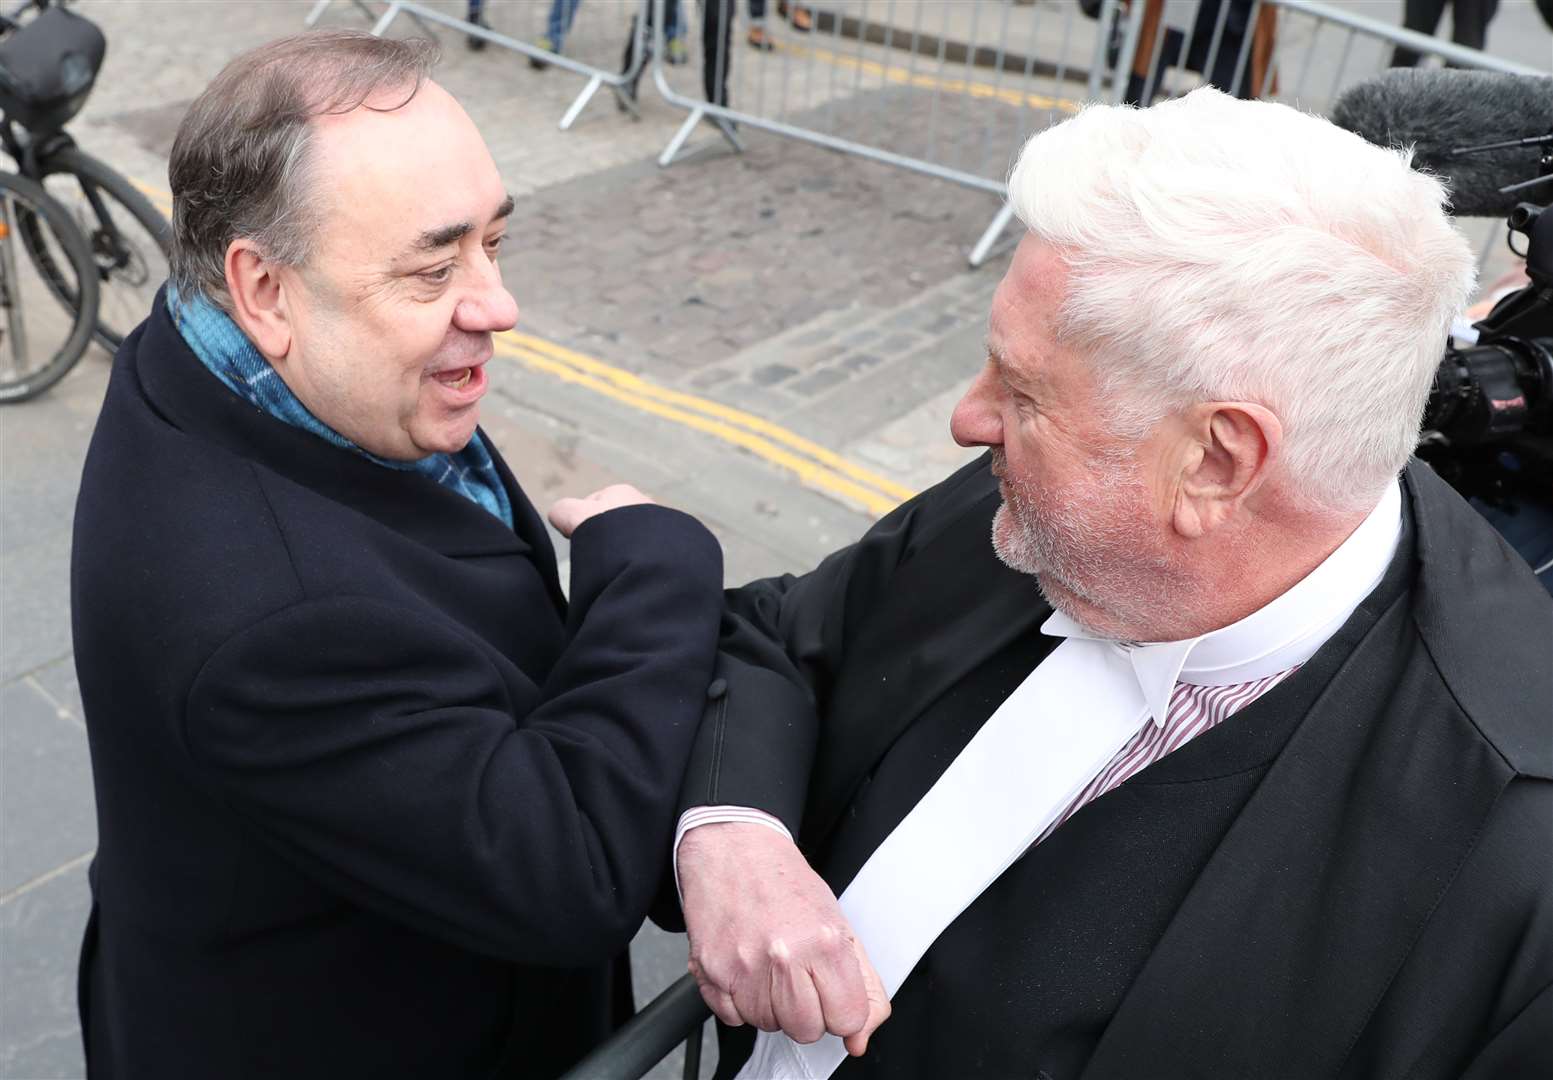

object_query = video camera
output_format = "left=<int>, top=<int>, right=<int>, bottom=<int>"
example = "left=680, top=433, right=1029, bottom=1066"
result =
left=1419, top=148, right=1553, bottom=508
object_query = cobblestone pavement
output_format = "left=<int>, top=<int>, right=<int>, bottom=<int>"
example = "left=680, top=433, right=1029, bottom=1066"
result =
left=2, top=0, right=1547, bottom=1077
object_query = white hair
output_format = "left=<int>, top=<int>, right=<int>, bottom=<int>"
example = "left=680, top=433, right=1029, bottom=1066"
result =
left=1006, top=87, right=1477, bottom=513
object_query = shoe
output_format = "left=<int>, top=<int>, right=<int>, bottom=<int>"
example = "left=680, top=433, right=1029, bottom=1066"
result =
left=747, top=26, right=775, bottom=51
left=465, top=13, right=488, bottom=51
left=777, top=0, right=813, bottom=32
left=530, top=34, right=556, bottom=70
left=667, top=36, right=689, bottom=65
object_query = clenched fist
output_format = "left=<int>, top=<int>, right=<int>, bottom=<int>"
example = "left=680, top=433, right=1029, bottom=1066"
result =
left=678, top=822, right=891, bottom=1055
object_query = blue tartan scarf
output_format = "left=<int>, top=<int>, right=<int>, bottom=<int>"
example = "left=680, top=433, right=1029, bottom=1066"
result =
left=167, top=286, right=513, bottom=528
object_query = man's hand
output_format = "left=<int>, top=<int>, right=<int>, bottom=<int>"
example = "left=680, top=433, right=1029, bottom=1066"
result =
left=678, top=822, right=890, bottom=1055
left=547, top=484, right=656, bottom=537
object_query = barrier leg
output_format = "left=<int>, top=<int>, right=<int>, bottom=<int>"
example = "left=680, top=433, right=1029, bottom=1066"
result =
left=559, top=75, right=605, bottom=131
left=659, top=108, right=706, bottom=167
left=681, top=1020, right=703, bottom=1079
left=711, top=116, right=743, bottom=155
left=368, top=2, right=402, bottom=37
left=304, top=0, right=334, bottom=27
left=968, top=203, right=1016, bottom=268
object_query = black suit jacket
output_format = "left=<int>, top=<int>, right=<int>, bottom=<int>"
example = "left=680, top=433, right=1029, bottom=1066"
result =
left=71, top=292, right=725, bottom=1079
left=687, top=454, right=1552, bottom=1079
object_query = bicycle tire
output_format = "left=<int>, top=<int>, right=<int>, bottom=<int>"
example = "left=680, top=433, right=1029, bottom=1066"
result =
left=19, top=146, right=171, bottom=353
left=0, top=171, right=99, bottom=403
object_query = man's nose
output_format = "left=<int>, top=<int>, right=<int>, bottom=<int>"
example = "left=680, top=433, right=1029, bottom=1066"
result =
left=950, top=363, right=1003, bottom=448
left=455, top=260, right=519, bottom=334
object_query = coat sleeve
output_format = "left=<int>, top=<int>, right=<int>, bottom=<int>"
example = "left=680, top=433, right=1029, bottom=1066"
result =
left=1458, top=980, right=1553, bottom=1079
left=679, top=454, right=998, bottom=835
left=181, top=504, right=723, bottom=966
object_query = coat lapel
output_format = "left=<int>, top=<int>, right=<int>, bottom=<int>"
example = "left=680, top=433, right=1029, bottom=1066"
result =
left=1082, top=541, right=1515, bottom=1078
left=802, top=488, right=1055, bottom=849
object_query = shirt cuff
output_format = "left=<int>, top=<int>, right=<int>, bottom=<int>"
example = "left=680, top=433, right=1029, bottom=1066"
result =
left=672, top=806, right=796, bottom=906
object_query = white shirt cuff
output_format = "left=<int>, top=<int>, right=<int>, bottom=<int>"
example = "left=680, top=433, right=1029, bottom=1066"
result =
left=672, top=806, right=795, bottom=906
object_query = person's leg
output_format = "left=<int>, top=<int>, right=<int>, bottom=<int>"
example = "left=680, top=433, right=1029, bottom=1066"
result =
left=701, top=0, right=735, bottom=105
left=546, top=0, right=583, bottom=48
left=666, top=0, right=689, bottom=63
left=465, top=0, right=488, bottom=51
left=1448, top=0, right=1500, bottom=51
left=1389, top=0, right=1450, bottom=66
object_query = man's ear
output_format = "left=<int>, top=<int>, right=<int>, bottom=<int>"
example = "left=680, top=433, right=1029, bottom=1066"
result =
left=1171, top=402, right=1282, bottom=539
left=223, top=239, right=293, bottom=362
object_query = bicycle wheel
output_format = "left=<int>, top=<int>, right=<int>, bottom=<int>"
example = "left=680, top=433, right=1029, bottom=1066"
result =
left=0, top=171, right=99, bottom=403
left=21, top=147, right=171, bottom=353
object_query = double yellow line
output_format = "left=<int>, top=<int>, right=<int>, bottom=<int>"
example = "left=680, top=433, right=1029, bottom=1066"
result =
left=494, top=331, right=914, bottom=517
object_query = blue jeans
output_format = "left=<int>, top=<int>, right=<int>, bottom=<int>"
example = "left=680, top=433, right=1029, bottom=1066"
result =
left=545, top=0, right=583, bottom=45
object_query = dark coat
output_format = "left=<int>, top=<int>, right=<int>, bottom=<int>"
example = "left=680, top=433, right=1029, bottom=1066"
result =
left=688, top=454, right=1552, bottom=1079
left=71, top=292, right=725, bottom=1080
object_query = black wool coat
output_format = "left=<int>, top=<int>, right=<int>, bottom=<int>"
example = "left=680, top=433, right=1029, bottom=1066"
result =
left=684, top=454, right=1552, bottom=1080
left=71, top=291, right=725, bottom=1080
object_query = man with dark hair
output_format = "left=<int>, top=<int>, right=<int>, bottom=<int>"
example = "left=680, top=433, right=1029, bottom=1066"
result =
left=72, top=30, right=723, bottom=1079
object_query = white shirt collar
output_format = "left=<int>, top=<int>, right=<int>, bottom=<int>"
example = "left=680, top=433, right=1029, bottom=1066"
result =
left=1042, top=480, right=1403, bottom=728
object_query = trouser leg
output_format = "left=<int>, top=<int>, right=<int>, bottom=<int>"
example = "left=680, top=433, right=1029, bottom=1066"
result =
left=701, top=0, right=735, bottom=105
left=1390, top=0, right=1450, bottom=66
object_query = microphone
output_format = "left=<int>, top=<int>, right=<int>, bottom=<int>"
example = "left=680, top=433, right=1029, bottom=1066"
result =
left=1330, top=69, right=1553, bottom=218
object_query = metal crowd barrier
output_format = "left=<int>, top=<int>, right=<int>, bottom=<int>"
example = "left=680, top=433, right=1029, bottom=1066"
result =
left=558, top=973, right=709, bottom=1080
left=305, top=0, right=651, bottom=129
left=645, top=0, right=1548, bottom=266
left=648, top=0, right=1128, bottom=265
left=302, top=1, right=1546, bottom=267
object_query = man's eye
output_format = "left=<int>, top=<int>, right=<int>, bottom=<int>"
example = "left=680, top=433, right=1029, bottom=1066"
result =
left=485, top=234, right=505, bottom=258
left=420, top=266, right=453, bottom=285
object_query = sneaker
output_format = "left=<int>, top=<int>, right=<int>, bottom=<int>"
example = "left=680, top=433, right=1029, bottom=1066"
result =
left=530, top=34, right=556, bottom=70
left=666, top=36, right=689, bottom=65
left=747, top=26, right=775, bottom=51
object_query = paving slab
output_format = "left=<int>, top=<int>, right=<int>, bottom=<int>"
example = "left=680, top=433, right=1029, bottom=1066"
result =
left=0, top=864, right=92, bottom=1080
left=0, top=682, right=96, bottom=899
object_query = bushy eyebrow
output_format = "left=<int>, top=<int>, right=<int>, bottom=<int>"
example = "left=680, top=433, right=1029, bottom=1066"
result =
left=404, top=194, right=517, bottom=256
left=986, top=336, right=1042, bottom=395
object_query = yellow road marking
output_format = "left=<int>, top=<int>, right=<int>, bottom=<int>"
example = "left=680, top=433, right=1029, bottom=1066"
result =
left=778, top=42, right=1084, bottom=114
left=130, top=178, right=173, bottom=218
left=493, top=337, right=907, bottom=516
left=501, top=330, right=916, bottom=502
left=129, top=180, right=913, bottom=515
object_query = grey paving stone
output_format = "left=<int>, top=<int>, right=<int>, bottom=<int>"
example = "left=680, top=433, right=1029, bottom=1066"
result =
left=877, top=331, right=926, bottom=355
left=789, top=319, right=987, bottom=446
left=689, top=367, right=736, bottom=390
left=26, top=661, right=84, bottom=734
left=0, top=681, right=97, bottom=898
left=0, top=536, right=74, bottom=686
left=0, top=863, right=90, bottom=1080
left=789, top=367, right=850, bottom=398
left=750, top=363, right=799, bottom=387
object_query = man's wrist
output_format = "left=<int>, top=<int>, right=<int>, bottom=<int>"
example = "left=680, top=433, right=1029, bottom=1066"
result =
left=673, top=807, right=795, bottom=904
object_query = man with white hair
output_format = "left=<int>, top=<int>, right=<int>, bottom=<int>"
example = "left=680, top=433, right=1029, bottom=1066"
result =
left=671, top=88, right=1552, bottom=1078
